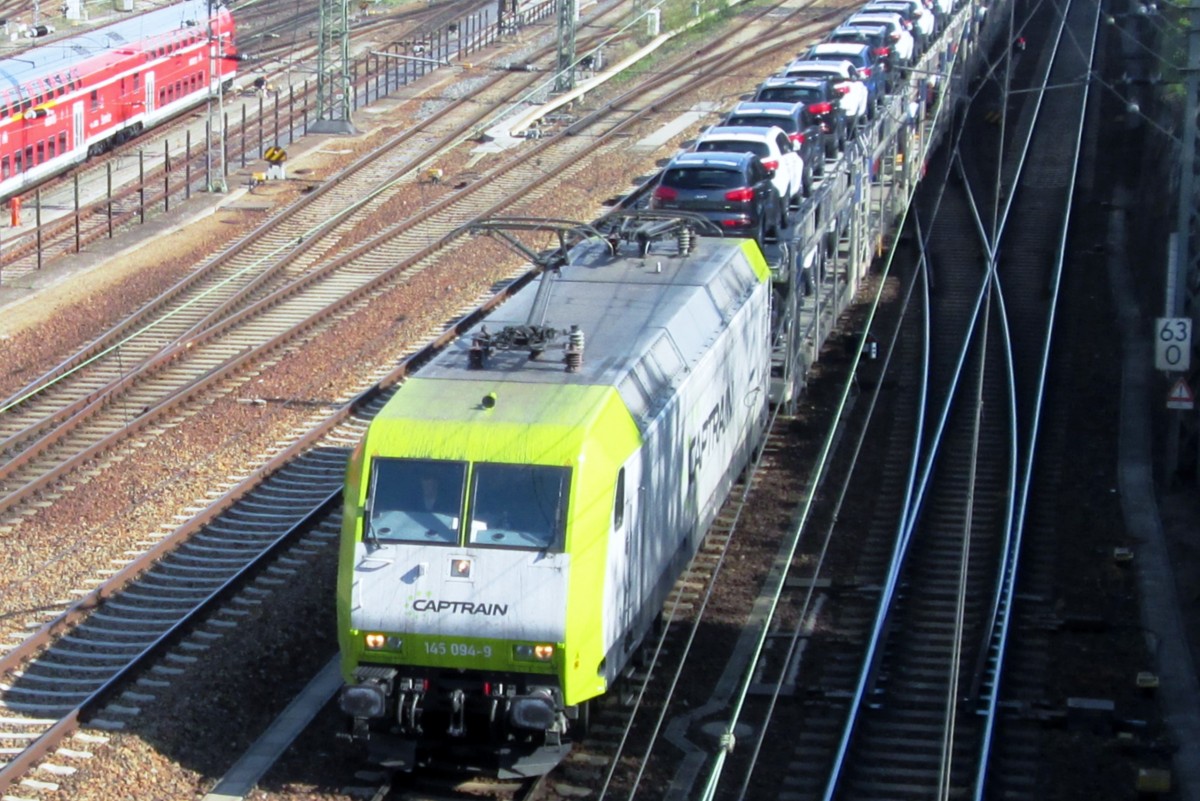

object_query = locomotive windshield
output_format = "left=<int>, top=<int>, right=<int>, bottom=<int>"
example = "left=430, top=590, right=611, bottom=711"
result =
left=364, top=458, right=569, bottom=550
left=468, top=463, right=571, bottom=550
left=366, top=458, right=466, bottom=544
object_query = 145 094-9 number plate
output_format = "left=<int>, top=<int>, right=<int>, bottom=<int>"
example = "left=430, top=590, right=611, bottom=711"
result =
left=424, top=641, right=493, bottom=657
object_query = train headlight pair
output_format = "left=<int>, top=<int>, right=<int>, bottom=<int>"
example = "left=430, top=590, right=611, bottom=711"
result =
left=513, top=643, right=555, bottom=661
left=364, top=633, right=402, bottom=651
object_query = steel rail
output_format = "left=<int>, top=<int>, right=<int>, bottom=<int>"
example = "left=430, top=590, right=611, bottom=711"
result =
left=0, top=41, right=568, bottom=451
left=0, top=22, right=528, bottom=415
left=800, top=11, right=1006, bottom=797
left=971, top=0, right=1100, bottom=791
left=0, top=490, right=342, bottom=794
left=731, top=203, right=933, bottom=800
left=811, top=0, right=1086, bottom=793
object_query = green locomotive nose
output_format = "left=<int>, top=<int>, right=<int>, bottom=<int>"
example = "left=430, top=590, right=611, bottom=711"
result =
left=336, top=229, right=774, bottom=777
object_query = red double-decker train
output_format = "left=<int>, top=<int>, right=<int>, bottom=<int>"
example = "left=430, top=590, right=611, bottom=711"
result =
left=0, top=0, right=238, bottom=203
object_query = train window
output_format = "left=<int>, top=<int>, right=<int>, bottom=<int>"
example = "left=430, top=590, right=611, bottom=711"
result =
left=14, top=151, right=21, bottom=173
left=1, top=157, right=8, bottom=180
left=365, top=458, right=467, bottom=545
left=24, top=147, right=32, bottom=169
left=133, top=73, right=140, bottom=91
left=58, top=132, right=66, bottom=152
left=36, top=142, right=44, bottom=164
left=90, top=90, right=99, bottom=110
left=467, top=463, right=570, bottom=550
left=48, top=138, right=54, bottom=158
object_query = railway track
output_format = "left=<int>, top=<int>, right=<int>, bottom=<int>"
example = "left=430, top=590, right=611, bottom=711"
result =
left=0, top=0, right=635, bottom=514
left=0, top=0, right=513, bottom=281
left=0, top=425, right=356, bottom=789
left=698, top=0, right=1103, bottom=797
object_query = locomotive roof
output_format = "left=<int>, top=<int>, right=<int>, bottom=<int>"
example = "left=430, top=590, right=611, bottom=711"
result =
left=0, top=0, right=212, bottom=89
left=418, top=234, right=770, bottom=420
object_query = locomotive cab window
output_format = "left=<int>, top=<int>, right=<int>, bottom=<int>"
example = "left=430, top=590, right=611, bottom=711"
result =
left=365, top=458, right=466, bottom=545
left=467, top=463, right=570, bottom=550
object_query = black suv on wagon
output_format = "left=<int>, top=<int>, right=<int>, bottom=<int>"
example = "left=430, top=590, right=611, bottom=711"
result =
left=649, top=151, right=783, bottom=248
left=753, top=75, right=848, bottom=159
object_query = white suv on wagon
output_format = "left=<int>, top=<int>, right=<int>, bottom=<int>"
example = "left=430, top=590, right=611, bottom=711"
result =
left=693, top=125, right=806, bottom=213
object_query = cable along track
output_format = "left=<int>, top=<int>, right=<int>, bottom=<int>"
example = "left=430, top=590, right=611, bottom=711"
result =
left=744, top=0, right=1101, bottom=797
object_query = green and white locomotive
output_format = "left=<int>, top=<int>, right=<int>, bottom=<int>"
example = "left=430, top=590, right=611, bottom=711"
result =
left=336, top=216, right=801, bottom=776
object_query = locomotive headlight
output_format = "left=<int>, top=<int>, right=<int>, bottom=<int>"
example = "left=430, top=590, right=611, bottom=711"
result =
left=450, top=558, right=472, bottom=578
left=513, top=643, right=555, bottom=661
left=364, top=633, right=402, bottom=651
